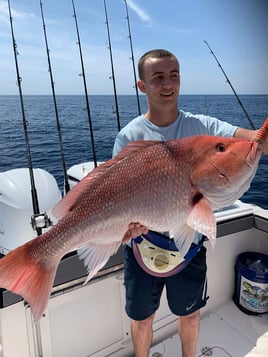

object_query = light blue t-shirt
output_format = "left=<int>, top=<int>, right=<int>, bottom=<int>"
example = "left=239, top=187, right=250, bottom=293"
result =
left=112, top=110, right=238, bottom=245
left=113, top=110, right=238, bottom=156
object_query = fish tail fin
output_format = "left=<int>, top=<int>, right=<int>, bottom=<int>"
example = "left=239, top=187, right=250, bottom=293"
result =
left=0, top=243, right=58, bottom=321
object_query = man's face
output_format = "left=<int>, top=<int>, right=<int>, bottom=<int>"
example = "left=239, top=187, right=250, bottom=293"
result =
left=138, top=56, right=180, bottom=109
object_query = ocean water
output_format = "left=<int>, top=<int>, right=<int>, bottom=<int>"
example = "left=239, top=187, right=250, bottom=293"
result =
left=0, top=94, right=267, bottom=208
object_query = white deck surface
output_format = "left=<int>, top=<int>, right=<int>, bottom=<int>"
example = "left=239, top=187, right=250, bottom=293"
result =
left=149, top=301, right=268, bottom=357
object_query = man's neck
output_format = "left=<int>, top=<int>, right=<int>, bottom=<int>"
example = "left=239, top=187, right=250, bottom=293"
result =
left=144, top=107, right=179, bottom=127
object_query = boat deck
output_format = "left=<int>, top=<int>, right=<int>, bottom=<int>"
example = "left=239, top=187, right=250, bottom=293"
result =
left=149, top=300, right=268, bottom=357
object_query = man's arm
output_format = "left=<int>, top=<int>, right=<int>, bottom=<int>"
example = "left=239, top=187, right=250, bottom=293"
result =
left=234, top=127, right=256, bottom=140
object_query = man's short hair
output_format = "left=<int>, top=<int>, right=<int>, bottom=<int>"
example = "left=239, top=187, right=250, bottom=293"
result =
left=138, top=49, right=177, bottom=80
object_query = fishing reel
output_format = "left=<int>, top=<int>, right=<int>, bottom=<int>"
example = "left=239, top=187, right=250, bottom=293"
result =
left=31, top=212, right=53, bottom=231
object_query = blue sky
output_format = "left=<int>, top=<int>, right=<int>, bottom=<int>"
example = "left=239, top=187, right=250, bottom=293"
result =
left=0, top=0, right=267, bottom=95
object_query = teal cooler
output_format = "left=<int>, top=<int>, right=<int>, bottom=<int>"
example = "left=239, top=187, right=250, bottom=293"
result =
left=233, top=252, right=268, bottom=315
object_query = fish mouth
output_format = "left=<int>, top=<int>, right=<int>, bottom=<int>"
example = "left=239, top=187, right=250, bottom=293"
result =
left=195, top=140, right=263, bottom=210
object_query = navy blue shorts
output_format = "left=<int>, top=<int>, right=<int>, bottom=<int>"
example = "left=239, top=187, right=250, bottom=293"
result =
left=124, top=244, right=208, bottom=321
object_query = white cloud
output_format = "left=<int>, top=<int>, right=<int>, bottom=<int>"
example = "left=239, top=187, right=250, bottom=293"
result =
left=125, top=0, right=152, bottom=25
left=0, top=0, right=35, bottom=22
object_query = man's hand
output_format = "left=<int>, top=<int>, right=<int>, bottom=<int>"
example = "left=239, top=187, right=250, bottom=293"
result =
left=122, top=222, right=148, bottom=243
left=235, top=126, right=268, bottom=155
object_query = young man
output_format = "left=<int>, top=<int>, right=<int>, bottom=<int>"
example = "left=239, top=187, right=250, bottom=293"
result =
left=113, top=49, right=266, bottom=357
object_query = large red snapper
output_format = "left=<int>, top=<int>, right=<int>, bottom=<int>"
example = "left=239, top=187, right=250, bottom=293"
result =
left=0, top=123, right=267, bottom=320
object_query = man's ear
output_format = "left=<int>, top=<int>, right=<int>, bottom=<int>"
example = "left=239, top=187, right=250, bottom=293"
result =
left=137, top=80, right=146, bottom=93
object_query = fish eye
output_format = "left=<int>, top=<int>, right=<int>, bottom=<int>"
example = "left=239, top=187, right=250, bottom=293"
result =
left=216, top=143, right=225, bottom=152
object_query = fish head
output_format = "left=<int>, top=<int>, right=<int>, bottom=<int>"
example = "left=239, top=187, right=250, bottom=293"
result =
left=184, top=136, right=262, bottom=209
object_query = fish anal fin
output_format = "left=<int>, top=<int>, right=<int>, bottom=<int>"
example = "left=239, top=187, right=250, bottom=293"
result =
left=78, top=241, right=122, bottom=284
left=0, top=243, right=58, bottom=321
left=187, top=196, right=216, bottom=248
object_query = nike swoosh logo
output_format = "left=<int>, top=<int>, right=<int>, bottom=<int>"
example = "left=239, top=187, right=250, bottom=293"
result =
left=186, top=302, right=196, bottom=310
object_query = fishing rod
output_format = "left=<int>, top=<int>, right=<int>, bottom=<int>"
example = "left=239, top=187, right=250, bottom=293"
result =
left=39, top=0, right=71, bottom=192
left=124, top=0, right=141, bottom=115
left=103, top=0, right=121, bottom=131
left=204, top=40, right=255, bottom=130
left=7, top=0, right=42, bottom=236
left=71, top=0, right=98, bottom=168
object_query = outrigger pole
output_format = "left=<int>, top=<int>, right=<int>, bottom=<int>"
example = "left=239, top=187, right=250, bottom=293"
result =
left=124, top=0, right=141, bottom=115
left=39, top=1, right=71, bottom=192
left=204, top=40, right=255, bottom=130
left=103, top=0, right=121, bottom=131
left=7, top=0, right=42, bottom=236
left=71, top=0, right=98, bottom=168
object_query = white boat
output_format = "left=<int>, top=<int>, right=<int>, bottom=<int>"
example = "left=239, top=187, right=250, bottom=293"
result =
left=0, top=162, right=267, bottom=357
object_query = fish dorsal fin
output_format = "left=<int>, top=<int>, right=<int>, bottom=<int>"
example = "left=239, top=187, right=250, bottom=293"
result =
left=51, top=175, right=95, bottom=220
left=52, top=140, right=161, bottom=220
left=116, top=140, right=160, bottom=158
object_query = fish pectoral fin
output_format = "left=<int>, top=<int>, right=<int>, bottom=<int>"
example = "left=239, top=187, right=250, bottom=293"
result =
left=78, top=241, right=122, bottom=284
left=187, top=197, right=216, bottom=248
left=170, top=225, right=195, bottom=258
